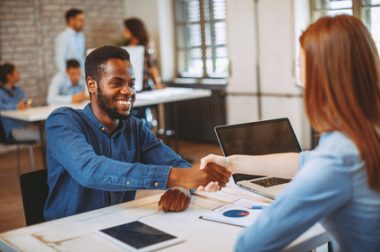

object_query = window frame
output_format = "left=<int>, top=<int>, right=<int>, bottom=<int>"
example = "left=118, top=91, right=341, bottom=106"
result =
left=310, top=0, right=380, bottom=26
left=173, top=0, right=228, bottom=80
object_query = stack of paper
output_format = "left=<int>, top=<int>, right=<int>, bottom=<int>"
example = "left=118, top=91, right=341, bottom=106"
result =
left=200, top=199, right=269, bottom=227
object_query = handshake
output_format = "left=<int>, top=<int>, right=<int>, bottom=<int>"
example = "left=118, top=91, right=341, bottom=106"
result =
left=160, top=155, right=231, bottom=212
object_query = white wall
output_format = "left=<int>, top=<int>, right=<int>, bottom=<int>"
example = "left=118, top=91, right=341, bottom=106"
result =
left=226, top=0, right=311, bottom=148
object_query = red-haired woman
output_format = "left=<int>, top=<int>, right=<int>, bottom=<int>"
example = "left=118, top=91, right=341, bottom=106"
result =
left=201, top=15, right=380, bottom=252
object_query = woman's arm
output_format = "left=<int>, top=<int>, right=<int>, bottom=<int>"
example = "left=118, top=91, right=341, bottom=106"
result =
left=200, top=153, right=300, bottom=179
left=229, top=153, right=299, bottom=179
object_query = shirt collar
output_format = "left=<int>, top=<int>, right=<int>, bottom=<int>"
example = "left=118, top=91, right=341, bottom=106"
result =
left=83, top=103, right=127, bottom=134
left=65, top=26, right=81, bottom=35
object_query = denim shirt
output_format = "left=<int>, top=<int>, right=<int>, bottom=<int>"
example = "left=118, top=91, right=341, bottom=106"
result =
left=44, top=104, right=190, bottom=220
left=0, top=86, right=28, bottom=139
left=235, top=132, right=380, bottom=252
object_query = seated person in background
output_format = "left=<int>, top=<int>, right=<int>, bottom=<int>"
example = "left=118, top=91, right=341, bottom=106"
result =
left=44, top=46, right=230, bottom=220
left=47, top=59, right=88, bottom=105
left=200, top=15, right=380, bottom=252
left=0, top=63, right=39, bottom=141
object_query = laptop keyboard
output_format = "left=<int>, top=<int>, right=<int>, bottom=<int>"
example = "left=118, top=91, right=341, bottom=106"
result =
left=250, top=177, right=291, bottom=188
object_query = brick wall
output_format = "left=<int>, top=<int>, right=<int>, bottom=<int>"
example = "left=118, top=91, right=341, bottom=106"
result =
left=0, top=0, right=125, bottom=105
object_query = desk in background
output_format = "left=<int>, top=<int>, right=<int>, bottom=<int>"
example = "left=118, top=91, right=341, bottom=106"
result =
left=0, top=87, right=211, bottom=167
left=0, top=88, right=211, bottom=122
left=0, top=183, right=329, bottom=252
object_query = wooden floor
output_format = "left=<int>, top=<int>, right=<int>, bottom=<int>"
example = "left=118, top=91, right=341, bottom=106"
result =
left=0, top=140, right=221, bottom=233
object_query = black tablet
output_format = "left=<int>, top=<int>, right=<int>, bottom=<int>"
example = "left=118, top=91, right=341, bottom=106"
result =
left=97, top=221, right=184, bottom=252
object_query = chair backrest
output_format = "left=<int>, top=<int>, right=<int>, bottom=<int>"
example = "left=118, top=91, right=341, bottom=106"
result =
left=0, top=115, right=8, bottom=142
left=19, top=169, right=48, bottom=226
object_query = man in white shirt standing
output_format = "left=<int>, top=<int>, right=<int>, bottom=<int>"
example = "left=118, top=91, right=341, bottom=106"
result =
left=55, top=8, right=85, bottom=73
left=47, top=59, right=88, bottom=105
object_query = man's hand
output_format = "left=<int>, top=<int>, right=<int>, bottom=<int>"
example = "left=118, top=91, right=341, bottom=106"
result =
left=158, top=187, right=191, bottom=212
left=168, top=163, right=231, bottom=190
left=198, top=154, right=232, bottom=192
left=17, top=101, right=27, bottom=110
left=72, top=91, right=89, bottom=103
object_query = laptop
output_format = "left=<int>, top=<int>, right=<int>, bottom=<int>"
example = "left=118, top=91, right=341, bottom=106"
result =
left=214, top=118, right=302, bottom=199
left=86, top=46, right=145, bottom=92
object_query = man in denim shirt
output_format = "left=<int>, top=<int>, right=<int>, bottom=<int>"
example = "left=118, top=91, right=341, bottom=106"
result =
left=44, top=46, right=230, bottom=220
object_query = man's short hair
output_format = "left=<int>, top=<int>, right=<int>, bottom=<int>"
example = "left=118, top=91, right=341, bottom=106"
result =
left=85, top=46, right=130, bottom=83
left=66, top=59, right=80, bottom=70
left=65, top=8, right=83, bottom=23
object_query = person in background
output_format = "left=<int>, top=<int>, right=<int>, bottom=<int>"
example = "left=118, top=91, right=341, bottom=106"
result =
left=44, top=46, right=230, bottom=221
left=55, top=8, right=85, bottom=73
left=123, top=17, right=163, bottom=128
left=47, top=59, right=88, bottom=105
left=123, top=17, right=162, bottom=90
left=0, top=63, right=39, bottom=141
left=200, top=15, right=380, bottom=252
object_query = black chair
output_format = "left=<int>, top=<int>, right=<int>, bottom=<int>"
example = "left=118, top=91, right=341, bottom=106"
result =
left=0, top=115, right=36, bottom=174
left=19, top=169, right=48, bottom=226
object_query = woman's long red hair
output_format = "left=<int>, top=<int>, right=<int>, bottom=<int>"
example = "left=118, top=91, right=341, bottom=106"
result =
left=300, top=15, right=380, bottom=190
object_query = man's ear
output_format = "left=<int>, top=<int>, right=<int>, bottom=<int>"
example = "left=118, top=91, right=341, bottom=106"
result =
left=87, top=77, right=97, bottom=96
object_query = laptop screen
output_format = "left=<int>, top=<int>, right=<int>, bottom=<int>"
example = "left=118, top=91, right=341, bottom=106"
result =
left=215, top=118, right=302, bottom=157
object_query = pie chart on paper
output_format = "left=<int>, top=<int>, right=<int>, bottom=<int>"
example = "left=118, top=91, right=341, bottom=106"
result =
left=222, top=209, right=250, bottom=218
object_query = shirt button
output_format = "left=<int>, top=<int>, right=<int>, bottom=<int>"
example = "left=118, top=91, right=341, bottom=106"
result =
left=126, top=181, right=130, bottom=186
left=101, top=127, right=106, bottom=132
left=154, top=182, right=159, bottom=187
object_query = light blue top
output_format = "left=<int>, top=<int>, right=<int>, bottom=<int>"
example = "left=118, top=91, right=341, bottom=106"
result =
left=47, top=72, right=85, bottom=105
left=235, top=131, right=380, bottom=252
left=0, top=86, right=28, bottom=139
left=55, top=27, right=85, bottom=73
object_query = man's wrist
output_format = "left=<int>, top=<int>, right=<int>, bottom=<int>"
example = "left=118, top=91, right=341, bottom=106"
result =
left=167, top=168, right=181, bottom=188
left=168, top=186, right=191, bottom=197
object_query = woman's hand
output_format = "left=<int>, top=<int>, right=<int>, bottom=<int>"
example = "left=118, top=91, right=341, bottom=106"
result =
left=197, top=154, right=233, bottom=192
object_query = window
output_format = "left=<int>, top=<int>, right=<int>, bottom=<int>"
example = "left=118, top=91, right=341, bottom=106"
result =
left=311, top=0, right=380, bottom=51
left=174, top=0, right=228, bottom=79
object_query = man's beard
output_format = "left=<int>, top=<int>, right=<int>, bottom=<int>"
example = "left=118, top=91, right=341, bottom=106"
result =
left=97, top=86, right=132, bottom=120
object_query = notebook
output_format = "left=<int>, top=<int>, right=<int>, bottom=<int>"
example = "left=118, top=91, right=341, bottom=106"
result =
left=214, top=118, right=302, bottom=199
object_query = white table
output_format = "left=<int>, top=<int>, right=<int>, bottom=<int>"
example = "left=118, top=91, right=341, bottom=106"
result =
left=0, top=184, right=328, bottom=252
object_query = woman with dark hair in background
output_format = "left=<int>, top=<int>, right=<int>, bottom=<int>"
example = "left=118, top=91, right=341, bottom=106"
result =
left=123, top=17, right=162, bottom=90
left=0, top=63, right=39, bottom=141
left=123, top=17, right=163, bottom=129
left=201, top=15, right=380, bottom=251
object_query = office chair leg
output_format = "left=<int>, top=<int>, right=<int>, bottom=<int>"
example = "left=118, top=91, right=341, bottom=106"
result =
left=27, top=145, right=36, bottom=171
left=16, top=145, right=21, bottom=176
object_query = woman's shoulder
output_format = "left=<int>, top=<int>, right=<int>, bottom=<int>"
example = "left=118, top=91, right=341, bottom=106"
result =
left=311, top=131, right=362, bottom=168
left=319, top=131, right=358, bottom=153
